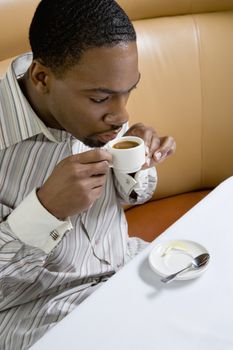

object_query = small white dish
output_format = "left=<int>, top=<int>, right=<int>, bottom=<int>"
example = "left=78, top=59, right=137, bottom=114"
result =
left=148, top=239, right=210, bottom=280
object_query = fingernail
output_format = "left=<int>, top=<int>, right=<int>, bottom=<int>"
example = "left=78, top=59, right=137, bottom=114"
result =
left=146, top=158, right=150, bottom=166
left=145, top=146, right=149, bottom=155
left=154, top=152, right=162, bottom=161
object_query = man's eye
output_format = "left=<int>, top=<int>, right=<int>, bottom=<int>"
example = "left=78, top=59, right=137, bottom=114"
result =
left=90, top=97, right=109, bottom=104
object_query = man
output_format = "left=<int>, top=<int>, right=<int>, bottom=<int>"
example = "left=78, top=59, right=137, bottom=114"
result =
left=0, top=0, right=175, bottom=348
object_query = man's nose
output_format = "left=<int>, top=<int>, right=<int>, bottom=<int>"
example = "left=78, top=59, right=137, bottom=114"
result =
left=103, top=95, right=129, bottom=126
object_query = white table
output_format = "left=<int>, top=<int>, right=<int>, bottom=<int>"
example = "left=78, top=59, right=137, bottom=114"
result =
left=31, top=176, right=233, bottom=350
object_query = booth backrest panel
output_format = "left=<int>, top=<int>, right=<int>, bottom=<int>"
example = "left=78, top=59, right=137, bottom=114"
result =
left=126, top=10, right=233, bottom=198
left=118, top=0, right=233, bottom=20
left=0, top=0, right=39, bottom=61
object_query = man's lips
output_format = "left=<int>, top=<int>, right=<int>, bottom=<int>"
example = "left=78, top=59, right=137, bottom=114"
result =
left=97, top=129, right=121, bottom=143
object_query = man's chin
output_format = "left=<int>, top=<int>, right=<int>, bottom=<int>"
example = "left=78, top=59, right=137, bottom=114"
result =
left=82, top=137, right=107, bottom=148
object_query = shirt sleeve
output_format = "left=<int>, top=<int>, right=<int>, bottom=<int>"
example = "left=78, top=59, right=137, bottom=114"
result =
left=113, top=166, right=157, bottom=205
left=0, top=189, right=73, bottom=310
left=6, top=188, right=73, bottom=254
left=0, top=219, right=46, bottom=310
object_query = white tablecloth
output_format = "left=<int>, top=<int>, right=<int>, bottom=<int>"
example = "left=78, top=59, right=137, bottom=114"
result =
left=31, top=176, right=233, bottom=350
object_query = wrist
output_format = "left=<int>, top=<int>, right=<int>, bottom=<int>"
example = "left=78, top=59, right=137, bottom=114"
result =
left=36, top=188, right=65, bottom=221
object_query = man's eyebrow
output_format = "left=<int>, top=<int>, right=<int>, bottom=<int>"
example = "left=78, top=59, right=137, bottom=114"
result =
left=83, top=73, right=141, bottom=94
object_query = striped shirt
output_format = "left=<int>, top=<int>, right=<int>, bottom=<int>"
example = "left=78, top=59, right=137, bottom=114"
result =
left=0, top=53, right=157, bottom=350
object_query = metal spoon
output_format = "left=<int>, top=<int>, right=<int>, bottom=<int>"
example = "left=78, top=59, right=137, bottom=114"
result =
left=161, top=253, right=210, bottom=283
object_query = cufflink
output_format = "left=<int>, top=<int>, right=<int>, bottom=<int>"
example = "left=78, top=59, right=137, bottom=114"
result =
left=50, top=230, right=59, bottom=240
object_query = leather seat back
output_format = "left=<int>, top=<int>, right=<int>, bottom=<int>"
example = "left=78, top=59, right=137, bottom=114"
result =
left=118, top=0, right=233, bottom=199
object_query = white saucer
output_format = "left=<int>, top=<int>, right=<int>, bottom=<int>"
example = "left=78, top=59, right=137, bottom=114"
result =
left=148, top=239, right=210, bottom=280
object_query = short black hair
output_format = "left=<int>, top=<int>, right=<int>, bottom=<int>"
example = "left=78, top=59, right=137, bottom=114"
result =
left=29, top=0, right=136, bottom=76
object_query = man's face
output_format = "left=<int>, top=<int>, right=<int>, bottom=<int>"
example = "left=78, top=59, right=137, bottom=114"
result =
left=45, top=42, right=140, bottom=147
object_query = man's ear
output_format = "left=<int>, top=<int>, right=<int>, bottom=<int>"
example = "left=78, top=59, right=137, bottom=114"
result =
left=29, top=60, right=52, bottom=94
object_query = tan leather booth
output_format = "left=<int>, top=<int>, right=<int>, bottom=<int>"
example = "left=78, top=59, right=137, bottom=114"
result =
left=1, top=0, right=233, bottom=241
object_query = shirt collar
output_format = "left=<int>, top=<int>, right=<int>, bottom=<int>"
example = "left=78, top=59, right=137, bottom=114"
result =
left=0, top=53, right=70, bottom=150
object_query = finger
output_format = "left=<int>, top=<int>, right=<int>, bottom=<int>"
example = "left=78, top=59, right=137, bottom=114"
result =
left=125, top=124, right=159, bottom=150
left=90, top=161, right=110, bottom=176
left=146, top=133, right=160, bottom=156
left=139, top=128, right=158, bottom=150
left=91, top=186, right=105, bottom=200
left=124, top=123, right=145, bottom=136
left=79, top=160, right=110, bottom=178
left=142, top=133, right=160, bottom=167
left=79, top=181, right=106, bottom=209
left=166, top=140, right=176, bottom=156
left=152, top=136, right=176, bottom=162
left=130, top=128, right=159, bottom=167
left=89, top=174, right=107, bottom=189
left=73, top=149, right=112, bottom=165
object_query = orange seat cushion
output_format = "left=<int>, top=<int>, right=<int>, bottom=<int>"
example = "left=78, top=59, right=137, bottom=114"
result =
left=125, top=190, right=211, bottom=242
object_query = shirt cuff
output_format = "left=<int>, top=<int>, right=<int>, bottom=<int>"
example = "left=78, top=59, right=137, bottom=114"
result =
left=113, top=167, right=157, bottom=198
left=7, top=188, right=73, bottom=254
left=134, top=167, right=157, bottom=192
left=113, top=169, right=138, bottom=196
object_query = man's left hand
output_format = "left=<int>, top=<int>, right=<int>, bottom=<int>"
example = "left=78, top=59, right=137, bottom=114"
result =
left=124, top=123, right=176, bottom=169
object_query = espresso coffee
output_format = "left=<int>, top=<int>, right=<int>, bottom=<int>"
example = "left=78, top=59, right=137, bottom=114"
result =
left=108, top=136, right=145, bottom=173
left=113, top=141, right=139, bottom=149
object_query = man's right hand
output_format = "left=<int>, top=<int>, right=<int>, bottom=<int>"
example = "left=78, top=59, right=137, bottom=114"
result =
left=37, top=149, right=112, bottom=220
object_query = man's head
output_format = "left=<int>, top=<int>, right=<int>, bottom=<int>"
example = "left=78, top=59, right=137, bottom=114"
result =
left=25, top=0, right=140, bottom=147
left=29, top=0, right=136, bottom=76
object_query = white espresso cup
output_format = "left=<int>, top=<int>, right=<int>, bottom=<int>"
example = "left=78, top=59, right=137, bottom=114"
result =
left=107, top=136, right=145, bottom=173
